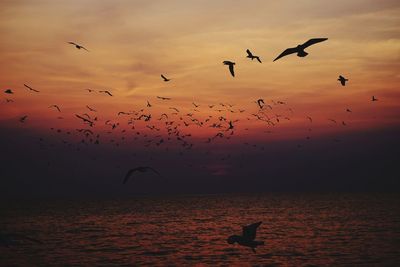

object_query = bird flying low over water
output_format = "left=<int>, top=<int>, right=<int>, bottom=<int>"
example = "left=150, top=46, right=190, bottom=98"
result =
left=68, top=42, right=89, bottom=51
left=161, top=74, right=170, bottom=82
left=123, top=166, right=161, bottom=184
left=246, top=49, right=262, bottom=63
left=24, top=84, right=39, bottom=92
left=99, top=90, right=113, bottom=96
left=338, top=75, right=348, bottom=86
left=273, top=38, right=328, bottom=61
left=49, top=105, right=61, bottom=112
left=4, top=89, right=13, bottom=94
left=227, top=221, right=264, bottom=253
left=223, top=61, right=235, bottom=77
left=256, top=99, right=265, bottom=109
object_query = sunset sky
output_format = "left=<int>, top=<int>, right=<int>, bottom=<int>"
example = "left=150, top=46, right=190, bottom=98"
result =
left=0, top=1, right=399, bottom=196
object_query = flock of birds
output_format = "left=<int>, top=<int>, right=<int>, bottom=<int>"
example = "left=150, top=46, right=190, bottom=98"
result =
left=2, top=37, right=381, bottom=253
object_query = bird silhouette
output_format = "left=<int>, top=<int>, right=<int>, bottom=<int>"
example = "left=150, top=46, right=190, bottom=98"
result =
left=123, top=166, right=161, bottom=184
left=223, top=61, right=235, bottom=77
left=338, top=75, right=348, bottom=86
left=99, top=90, right=113, bottom=96
left=246, top=49, right=262, bottom=63
left=273, top=38, right=328, bottom=61
left=49, top=105, right=61, bottom=112
left=372, top=96, right=378, bottom=101
left=256, top=99, right=265, bottom=109
left=227, top=221, right=264, bottom=253
left=24, top=84, right=39, bottom=92
left=161, top=74, right=170, bottom=82
left=68, top=42, right=89, bottom=51
left=157, top=96, right=171, bottom=100
left=4, top=89, right=13, bottom=94
left=86, top=105, right=97, bottom=112
left=19, top=115, right=28, bottom=123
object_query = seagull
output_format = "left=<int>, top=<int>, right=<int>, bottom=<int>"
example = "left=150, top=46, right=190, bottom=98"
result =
left=246, top=49, right=262, bottom=63
left=147, top=100, right=152, bottom=107
left=68, top=42, right=89, bottom=51
left=307, top=116, right=313, bottom=123
left=123, top=166, right=161, bottom=184
left=161, top=74, right=170, bottom=82
left=157, top=96, right=171, bottom=100
left=372, top=96, right=378, bottom=101
left=346, top=108, right=352, bottom=113
left=227, top=221, right=264, bottom=253
left=19, top=115, right=28, bottom=123
left=273, top=38, right=328, bottom=61
left=338, top=75, right=348, bottom=86
left=49, top=105, right=61, bottom=112
left=85, top=89, right=94, bottom=92
left=4, top=89, right=13, bottom=94
left=256, top=99, right=265, bottom=109
left=86, top=105, right=96, bottom=112
left=223, top=61, right=235, bottom=77
left=5, top=99, right=14, bottom=103
left=24, top=84, right=39, bottom=92
left=99, top=90, right=113, bottom=96
left=75, top=114, right=94, bottom=126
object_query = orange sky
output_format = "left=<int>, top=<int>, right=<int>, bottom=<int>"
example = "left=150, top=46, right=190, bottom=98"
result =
left=1, top=0, right=399, bottom=142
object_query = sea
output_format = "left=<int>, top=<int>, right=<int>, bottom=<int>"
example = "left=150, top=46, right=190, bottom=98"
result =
left=1, top=193, right=399, bottom=266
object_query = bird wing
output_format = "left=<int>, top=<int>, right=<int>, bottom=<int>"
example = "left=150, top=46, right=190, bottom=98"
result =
left=256, top=57, right=262, bottom=63
left=228, top=64, right=235, bottom=77
left=145, top=167, right=161, bottom=176
left=246, top=49, right=253, bottom=57
left=68, top=42, right=77, bottom=45
left=242, top=221, right=262, bottom=241
left=273, top=47, right=298, bottom=61
left=161, top=74, right=167, bottom=80
left=123, top=168, right=140, bottom=184
left=105, top=91, right=113, bottom=96
left=301, top=38, right=328, bottom=48
left=81, top=46, right=89, bottom=52
left=24, top=84, right=39, bottom=92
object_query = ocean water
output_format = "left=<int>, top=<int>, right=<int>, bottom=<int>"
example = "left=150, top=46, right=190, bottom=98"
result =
left=1, top=193, right=399, bottom=266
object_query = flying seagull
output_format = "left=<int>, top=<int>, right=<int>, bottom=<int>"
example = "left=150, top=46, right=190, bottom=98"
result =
left=161, top=74, right=170, bottom=82
left=273, top=38, right=328, bottom=62
left=49, top=105, right=61, bottom=112
left=4, top=89, right=13, bottom=94
left=24, top=84, right=39, bottom=92
left=246, top=49, right=261, bottom=63
left=338, top=75, right=348, bottom=86
left=256, top=99, right=265, bottom=109
left=223, top=61, right=235, bottom=77
left=227, top=221, right=264, bottom=253
left=99, top=90, right=113, bottom=96
left=86, top=105, right=97, bottom=112
left=157, top=96, right=171, bottom=100
left=19, top=115, right=28, bottom=123
left=123, top=166, right=161, bottom=184
left=68, top=42, right=89, bottom=51
left=372, top=96, right=378, bottom=101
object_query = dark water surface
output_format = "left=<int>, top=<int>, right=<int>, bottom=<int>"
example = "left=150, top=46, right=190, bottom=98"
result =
left=1, top=193, right=399, bottom=266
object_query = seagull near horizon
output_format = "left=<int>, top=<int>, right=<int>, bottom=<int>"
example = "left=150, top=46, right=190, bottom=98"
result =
left=68, top=42, right=89, bottom=51
left=123, top=166, right=161, bottom=184
left=4, top=89, right=13, bottom=94
left=99, top=90, right=113, bottom=96
left=273, top=38, right=328, bottom=61
left=19, top=115, right=28, bottom=123
left=24, top=84, right=39, bottom=92
left=48, top=105, right=61, bottom=112
left=161, top=74, right=170, bottom=82
left=227, top=221, right=264, bottom=253
left=223, top=61, right=235, bottom=77
left=246, top=49, right=262, bottom=63
left=157, top=96, right=171, bottom=100
left=338, top=75, right=348, bottom=86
